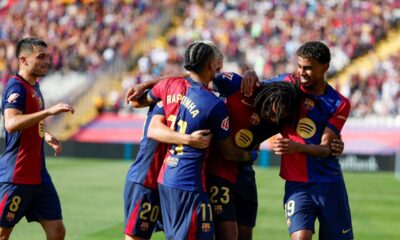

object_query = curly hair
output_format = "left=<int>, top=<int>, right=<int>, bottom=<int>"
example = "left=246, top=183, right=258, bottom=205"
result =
left=296, top=41, right=331, bottom=64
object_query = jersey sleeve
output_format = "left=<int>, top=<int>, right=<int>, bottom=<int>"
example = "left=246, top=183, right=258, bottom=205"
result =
left=208, top=100, right=231, bottom=140
left=152, top=101, right=165, bottom=116
left=148, top=79, right=169, bottom=102
left=213, top=72, right=243, bottom=97
left=261, top=73, right=297, bottom=84
left=2, top=82, right=26, bottom=113
left=327, top=97, right=350, bottom=135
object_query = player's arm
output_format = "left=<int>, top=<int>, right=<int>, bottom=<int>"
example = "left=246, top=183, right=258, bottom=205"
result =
left=44, top=131, right=62, bottom=156
left=273, top=127, right=337, bottom=157
left=217, top=137, right=257, bottom=163
left=147, top=114, right=212, bottom=149
left=126, top=71, right=189, bottom=107
left=4, top=103, right=74, bottom=133
left=240, top=70, right=261, bottom=97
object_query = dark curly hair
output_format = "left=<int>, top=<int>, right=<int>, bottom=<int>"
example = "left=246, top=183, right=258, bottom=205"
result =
left=254, top=77, right=301, bottom=123
left=297, top=41, right=331, bottom=64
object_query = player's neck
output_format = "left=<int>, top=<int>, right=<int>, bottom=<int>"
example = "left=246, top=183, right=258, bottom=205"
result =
left=17, top=70, right=37, bottom=86
left=189, top=73, right=210, bottom=86
left=307, top=81, right=327, bottom=96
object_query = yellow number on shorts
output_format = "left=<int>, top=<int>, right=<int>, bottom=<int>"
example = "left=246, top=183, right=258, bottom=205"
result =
left=167, top=114, right=188, bottom=155
left=209, top=186, right=218, bottom=204
left=201, top=203, right=213, bottom=222
left=209, top=186, right=230, bottom=204
left=139, top=202, right=159, bottom=222
left=9, top=196, right=21, bottom=212
left=285, top=200, right=295, bottom=217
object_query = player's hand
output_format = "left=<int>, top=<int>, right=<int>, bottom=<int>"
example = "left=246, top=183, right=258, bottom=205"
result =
left=48, top=103, right=74, bottom=116
left=45, top=132, right=62, bottom=156
left=188, top=129, right=212, bottom=149
left=126, top=83, right=148, bottom=104
left=331, top=138, right=344, bottom=156
left=241, top=70, right=261, bottom=97
left=272, top=137, right=297, bottom=155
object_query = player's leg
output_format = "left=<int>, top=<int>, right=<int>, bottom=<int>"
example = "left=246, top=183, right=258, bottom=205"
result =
left=284, top=181, right=317, bottom=240
left=27, top=181, right=65, bottom=240
left=159, top=184, right=214, bottom=240
left=0, top=183, right=34, bottom=240
left=208, top=176, right=237, bottom=240
left=317, top=179, right=353, bottom=240
left=39, top=220, right=65, bottom=240
left=124, top=181, right=161, bottom=240
left=235, top=183, right=258, bottom=240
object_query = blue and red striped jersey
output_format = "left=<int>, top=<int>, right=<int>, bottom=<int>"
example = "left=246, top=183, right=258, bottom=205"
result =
left=149, top=77, right=230, bottom=192
left=126, top=103, right=168, bottom=189
left=210, top=72, right=279, bottom=185
left=0, top=75, right=50, bottom=184
left=264, top=73, right=351, bottom=183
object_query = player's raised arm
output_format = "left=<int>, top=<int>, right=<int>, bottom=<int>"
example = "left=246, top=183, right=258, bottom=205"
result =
left=126, top=71, right=189, bottom=107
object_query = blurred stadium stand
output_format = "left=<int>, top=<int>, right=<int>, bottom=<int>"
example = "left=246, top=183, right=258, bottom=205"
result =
left=1, top=0, right=400, bottom=172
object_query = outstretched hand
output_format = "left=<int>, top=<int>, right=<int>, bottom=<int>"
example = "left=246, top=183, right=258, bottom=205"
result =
left=188, top=129, right=212, bottom=149
left=241, top=70, right=261, bottom=97
left=125, top=83, right=148, bottom=104
left=45, top=132, right=62, bottom=156
left=331, top=138, right=344, bottom=156
left=272, top=137, right=298, bottom=155
left=48, top=103, right=74, bottom=116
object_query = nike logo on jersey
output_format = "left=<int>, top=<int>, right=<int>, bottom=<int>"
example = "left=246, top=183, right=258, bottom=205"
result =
left=341, top=228, right=351, bottom=234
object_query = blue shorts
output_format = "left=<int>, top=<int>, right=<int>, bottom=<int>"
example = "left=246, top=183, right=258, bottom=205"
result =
left=207, top=175, right=258, bottom=227
left=159, top=184, right=214, bottom=240
left=0, top=181, right=62, bottom=228
left=124, top=181, right=161, bottom=239
left=284, top=179, right=353, bottom=240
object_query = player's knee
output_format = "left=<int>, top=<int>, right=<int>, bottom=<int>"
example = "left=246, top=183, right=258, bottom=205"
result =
left=47, top=224, right=66, bottom=240
left=0, top=227, right=13, bottom=240
left=290, top=230, right=312, bottom=240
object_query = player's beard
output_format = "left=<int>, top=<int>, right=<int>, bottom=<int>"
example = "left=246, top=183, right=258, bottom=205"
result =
left=33, top=64, right=50, bottom=77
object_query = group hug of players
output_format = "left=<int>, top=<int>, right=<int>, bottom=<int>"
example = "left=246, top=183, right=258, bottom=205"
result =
left=123, top=40, right=353, bottom=240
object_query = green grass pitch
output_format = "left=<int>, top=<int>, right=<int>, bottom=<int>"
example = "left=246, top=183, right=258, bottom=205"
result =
left=10, top=157, right=400, bottom=239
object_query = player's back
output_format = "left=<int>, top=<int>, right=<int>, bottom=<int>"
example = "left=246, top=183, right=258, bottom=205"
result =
left=155, top=78, right=230, bottom=192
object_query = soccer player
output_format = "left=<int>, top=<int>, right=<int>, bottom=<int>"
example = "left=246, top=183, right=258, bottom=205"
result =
left=124, top=101, right=212, bottom=240
left=208, top=72, right=303, bottom=240
left=0, top=38, right=74, bottom=240
left=247, top=41, right=352, bottom=240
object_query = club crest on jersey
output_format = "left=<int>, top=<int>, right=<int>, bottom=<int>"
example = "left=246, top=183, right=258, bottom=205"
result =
left=7, top=93, right=19, bottom=103
left=140, top=222, right=149, bottom=232
left=303, top=98, right=314, bottom=111
left=6, top=212, right=15, bottom=222
left=235, top=129, right=253, bottom=148
left=250, top=113, right=260, bottom=125
left=286, top=218, right=291, bottom=228
left=296, top=118, right=316, bottom=139
left=214, top=205, right=223, bottom=215
left=39, top=120, right=45, bottom=138
left=221, top=116, right=229, bottom=131
left=201, top=223, right=211, bottom=233
left=221, top=72, right=234, bottom=81
left=156, top=101, right=163, bottom=108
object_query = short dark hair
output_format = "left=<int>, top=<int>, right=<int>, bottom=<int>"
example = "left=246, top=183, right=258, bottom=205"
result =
left=297, top=41, right=331, bottom=64
left=253, top=78, right=301, bottom=123
left=184, top=42, right=216, bottom=73
left=16, top=37, right=47, bottom=58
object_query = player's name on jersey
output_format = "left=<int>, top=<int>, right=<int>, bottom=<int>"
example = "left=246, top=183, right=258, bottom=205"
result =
left=167, top=94, right=199, bottom=118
